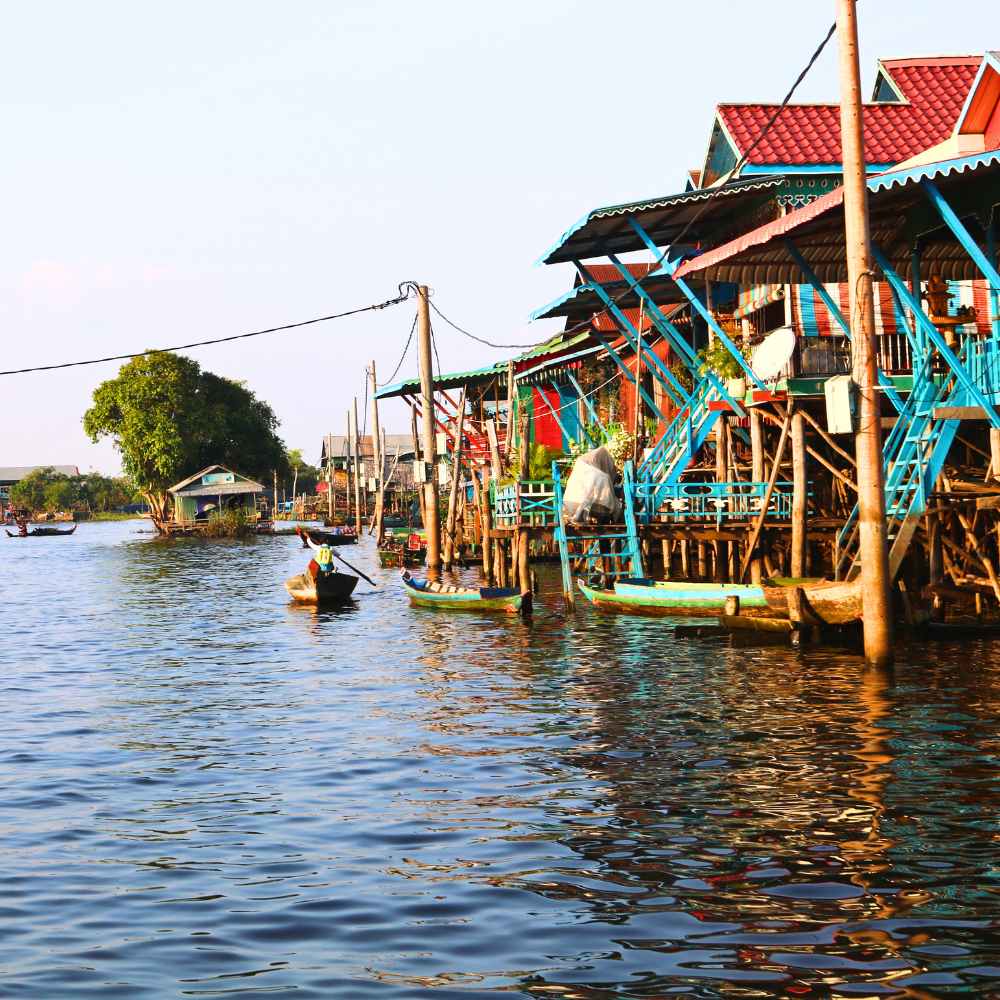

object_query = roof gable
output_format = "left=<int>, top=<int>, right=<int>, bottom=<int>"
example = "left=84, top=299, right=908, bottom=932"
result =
left=712, top=55, right=982, bottom=172
left=169, top=464, right=263, bottom=494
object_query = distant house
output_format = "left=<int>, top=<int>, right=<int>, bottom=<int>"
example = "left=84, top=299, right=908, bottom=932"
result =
left=319, top=434, right=416, bottom=490
left=166, top=464, right=268, bottom=532
left=0, top=465, right=80, bottom=512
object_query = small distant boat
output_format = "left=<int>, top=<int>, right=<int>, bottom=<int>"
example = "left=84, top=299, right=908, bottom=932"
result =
left=6, top=525, right=77, bottom=538
left=577, top=577, right=768, bottom=616
left=402, top=571, right=524, bottom=613
left=297, top=526, right=358, bottom=548
left=285, top=567, right=358, bottom=604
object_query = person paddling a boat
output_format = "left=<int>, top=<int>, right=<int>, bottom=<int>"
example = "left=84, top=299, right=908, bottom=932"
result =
left=304, top=534, right=335, bottom=579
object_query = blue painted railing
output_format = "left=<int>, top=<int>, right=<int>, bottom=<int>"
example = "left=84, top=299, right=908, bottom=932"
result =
left=491, top=479, right=558, bottom=529
left=632, top=480, right=795, bottom=523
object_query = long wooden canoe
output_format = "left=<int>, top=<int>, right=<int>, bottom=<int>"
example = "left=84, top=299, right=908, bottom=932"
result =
left=760, top=578, right=863, bottom=625
left=6, top=525, right=77, bottom=537
left=577, top=577, right=768, bottom=617
left=285, top=568, right=358, bottom=604
left=402, top=571, right=523, bottom=613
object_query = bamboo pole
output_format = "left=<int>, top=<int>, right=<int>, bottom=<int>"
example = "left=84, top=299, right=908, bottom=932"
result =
left=837, top=0, right=893, bottom=665
left=410, top=406, right=425, bottom=530
left=369, top=363, right=384, bottom=544
left=749, top=409, right=765, bottom=583
left=416, top=285, right=441, bottom=575
left=442, top=387, right=468, bottom=570
left=739, top=407, right=793, bottom=581
left=791, top=408, right=808, bottom=578
left=351, top=399, right=363, bottom=536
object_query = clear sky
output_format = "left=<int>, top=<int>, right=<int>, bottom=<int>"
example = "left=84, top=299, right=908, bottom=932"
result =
left=1, top=0, right=991, bottom=473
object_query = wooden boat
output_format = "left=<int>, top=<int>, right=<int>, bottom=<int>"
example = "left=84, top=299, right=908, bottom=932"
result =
left=577, top=577, right=768, bottom=617
left=6, top=525, right=77, bottom=537
left=298, top=526, right=358, bottom=547
left=402, top=571, right=524, bottom=613
left=285, top=567, right=358, bottom=604
left=760, top=577, right=863, bottom=625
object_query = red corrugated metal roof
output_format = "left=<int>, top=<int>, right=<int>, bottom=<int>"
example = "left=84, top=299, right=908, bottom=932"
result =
left=592, top=307, right=656, bottom=334
left=577, top=262, right=657, bottom=286
left=718, top=56, right=981, bottom=165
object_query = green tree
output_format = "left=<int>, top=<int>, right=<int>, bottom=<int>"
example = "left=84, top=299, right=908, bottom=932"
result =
left=43, top=478, right=78, bottom=512
left=83, top=352, right=288, bottom=525
left=9, top=467, right=56, bottom=512
left=285, top=448, right=320, bottom=496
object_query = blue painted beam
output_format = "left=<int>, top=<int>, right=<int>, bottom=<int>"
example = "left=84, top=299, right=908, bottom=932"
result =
left=624, top=220, right=747, bottom=414
left=574, top=260, right=684, bottom=413
left=783, top=238, right=907, bottom=414
left=565, top=372, right=605, bottom=441
left=873, top=244, right=1000, bottom=429
left=922, top=179, right=1000, bottom=298
left=587, top=328, right=669, bottom=424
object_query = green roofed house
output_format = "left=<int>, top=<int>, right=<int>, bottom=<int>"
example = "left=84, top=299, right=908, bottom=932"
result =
left=165, top=464, right=269, bottom=535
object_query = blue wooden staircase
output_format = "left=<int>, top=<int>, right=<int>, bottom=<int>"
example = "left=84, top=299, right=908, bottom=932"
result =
left=835, top=354, right=962, bottom=582
left=634, top=377, right=729, bottom=522
left=554, top=461, right=644, bottom=602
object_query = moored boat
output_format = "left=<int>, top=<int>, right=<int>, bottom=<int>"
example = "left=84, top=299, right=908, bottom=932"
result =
left=285, top=568, right=358, bottom=604
left=297, top=526, right=358, bottom=547
left=577, top=577, right=768, bottom=617
left=402, top=571, right=524, bottom=613
left=760, top=578, right=863, bottom=625
left=6, top=525, right=77, bottom=538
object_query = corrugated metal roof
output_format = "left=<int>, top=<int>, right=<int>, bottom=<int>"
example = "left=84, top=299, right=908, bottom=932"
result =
left=539, top=176, right=787, bottom=265
left=0, top=465, right=80, bottom=482
left=673, top=149, right=1000, bottom=285
left=374, top=363, right=505, bottom=401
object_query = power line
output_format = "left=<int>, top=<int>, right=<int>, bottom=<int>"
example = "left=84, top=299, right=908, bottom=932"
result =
left=379, top=312, right=418, bottom=387
left=429, top=18, right=840, bottom=357
left=0, top=284, right=418, bottom=377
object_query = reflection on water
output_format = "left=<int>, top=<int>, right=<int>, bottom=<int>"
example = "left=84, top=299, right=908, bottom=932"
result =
left=1, top=521, right=998, bottom=998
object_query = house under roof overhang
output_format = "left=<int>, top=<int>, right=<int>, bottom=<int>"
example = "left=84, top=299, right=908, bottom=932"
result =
left=673, top=150, right=1000, bottom=286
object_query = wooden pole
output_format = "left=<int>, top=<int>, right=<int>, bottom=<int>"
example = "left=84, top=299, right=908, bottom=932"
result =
left=273, top=469, right=278, bottom=520
left=410, top=405, right=425, bottom=529
left=369, top=363, right=384, bottom=545
left=416, top=284, right=441, bottom=574
left=326, top=434, right=333, bottom=523
left=749, top=409, right=765, bottom=583
left=480, top=472, right=494, bottom=582
left=791, top=407, right=808, bottom=578
left=351, top=399, right=363, bottom=536
left=442, top=387, right=468, bottom=570
left=517, top=527, right=532, bottom=607
left=715, top=416, right=729, bottom=581
left=836, top=0, right=893, bottom=665
left=740, top=407, right=793, bottom=581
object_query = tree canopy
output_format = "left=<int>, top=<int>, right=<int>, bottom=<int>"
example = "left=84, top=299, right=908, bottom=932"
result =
left=83, top=352, right=288, bottom=521
left=9, top=467, right=136, bottom=514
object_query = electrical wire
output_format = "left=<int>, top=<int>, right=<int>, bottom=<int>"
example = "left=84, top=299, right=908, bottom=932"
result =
left=0, top=284, right=418, bottom=377
left=428, top=16, right=840, bottom=356
left=379, top=312, right=418, bottom=387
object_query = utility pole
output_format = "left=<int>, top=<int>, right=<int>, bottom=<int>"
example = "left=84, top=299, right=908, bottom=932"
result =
left=351, top=397, right=363, bottom=536
left=416, top=284, right=441, bottom=573
left=369, top=362, right=384, bottom=544
left=326, top=433, right=333, bottom=523
left=836, top=0, right=893, bottom=665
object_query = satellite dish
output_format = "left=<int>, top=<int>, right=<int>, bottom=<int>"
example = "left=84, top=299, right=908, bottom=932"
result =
left=750, top=326, right=796, bottom=380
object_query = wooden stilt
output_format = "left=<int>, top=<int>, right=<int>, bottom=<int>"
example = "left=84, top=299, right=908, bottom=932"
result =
left=749, top=409, right=765, bottom=584
left=791, top=408, right=808, bottom=578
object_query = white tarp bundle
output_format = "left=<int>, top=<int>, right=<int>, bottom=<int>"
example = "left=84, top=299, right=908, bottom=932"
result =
left=562, top=446, right=621, bottom=524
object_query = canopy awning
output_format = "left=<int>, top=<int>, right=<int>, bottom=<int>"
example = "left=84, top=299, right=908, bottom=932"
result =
left=673, top=150, right=1000, bottom=285
left=375, top=363, right=505, bottom=401
left=539, top=176, right=788, bottom=265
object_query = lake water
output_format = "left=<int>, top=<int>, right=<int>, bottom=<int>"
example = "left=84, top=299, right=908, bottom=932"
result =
left=2, top=520, right=998, bottom=998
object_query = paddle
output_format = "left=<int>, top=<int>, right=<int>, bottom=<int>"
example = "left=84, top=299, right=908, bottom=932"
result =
left=329, top=548, right=377, bottom=588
